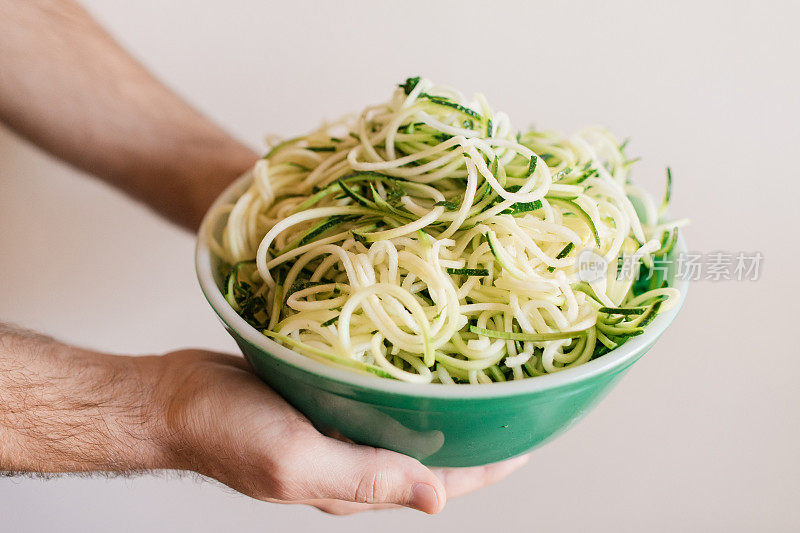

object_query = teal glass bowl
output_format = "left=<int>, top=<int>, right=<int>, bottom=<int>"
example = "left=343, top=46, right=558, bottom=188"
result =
left=196, top=174, right=688, bottom=467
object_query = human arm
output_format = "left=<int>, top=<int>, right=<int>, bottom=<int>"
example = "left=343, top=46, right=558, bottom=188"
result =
left=0, top=324, right=528, bottom=514
left=0, top=1, right=530, bottom=513
left=0, top=0, right=256, bottom=230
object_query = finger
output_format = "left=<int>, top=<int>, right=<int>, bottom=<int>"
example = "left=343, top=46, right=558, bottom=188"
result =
left=308, top=499, right=400, bottom=515
left=432, top=454, right=530, bottom=499
left=288, top=437, right=446, bottom=514
left=264, top=497, right=399, bottom=516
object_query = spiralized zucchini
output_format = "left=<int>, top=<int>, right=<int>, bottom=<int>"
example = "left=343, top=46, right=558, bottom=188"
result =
left=207, top=77, right=684, bottom=384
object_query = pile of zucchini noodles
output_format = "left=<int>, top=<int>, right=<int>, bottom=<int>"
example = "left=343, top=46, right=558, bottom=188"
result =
left=208, top=77, right=684, bottom=384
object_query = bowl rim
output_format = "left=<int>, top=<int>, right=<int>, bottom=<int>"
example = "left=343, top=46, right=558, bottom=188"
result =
left=196, top=172, right=688, bottom=399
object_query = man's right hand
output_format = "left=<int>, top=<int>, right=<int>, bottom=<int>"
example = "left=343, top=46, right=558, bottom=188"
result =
left=152, top=349, right=529, bottom=515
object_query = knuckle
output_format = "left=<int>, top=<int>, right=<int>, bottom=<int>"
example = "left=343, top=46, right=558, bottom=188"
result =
left=261, top=453, right=304, bottom=501
left=261, top=438, right=319, bottom=501
left=352, top=450, right=393, bottom=504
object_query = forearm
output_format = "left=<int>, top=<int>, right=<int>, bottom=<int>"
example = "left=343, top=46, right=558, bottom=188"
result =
left=0, top=324, right=170, bottom=473
left=0, top=0, right=257, bottom=230
left=0, top=326, right=520, bottom=513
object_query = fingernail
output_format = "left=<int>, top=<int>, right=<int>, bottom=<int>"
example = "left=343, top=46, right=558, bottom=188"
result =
left=408, top=483, right=440, bottom=513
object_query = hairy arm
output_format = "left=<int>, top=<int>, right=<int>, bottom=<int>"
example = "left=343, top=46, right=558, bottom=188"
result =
left=0, top=324, right=528, bottom=514
left=0, top=324, right=169, bottom=473
left=0, top=1, right=531, bottom=513
left=0, top=0, right=256, bottom=230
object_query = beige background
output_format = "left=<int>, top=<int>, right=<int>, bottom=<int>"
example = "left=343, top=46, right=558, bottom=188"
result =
left=1, top=0, right=798, bottom=531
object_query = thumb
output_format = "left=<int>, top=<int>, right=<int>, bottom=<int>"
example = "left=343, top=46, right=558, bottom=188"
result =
left=298, top=437, right=446, bottom=513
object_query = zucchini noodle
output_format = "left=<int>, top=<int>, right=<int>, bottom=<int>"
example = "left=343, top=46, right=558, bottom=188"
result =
left=209, top=77, right=683, bottom=384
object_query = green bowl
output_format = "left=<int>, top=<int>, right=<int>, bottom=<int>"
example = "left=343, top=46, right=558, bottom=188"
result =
left=196, top=173, right=688, bottom=467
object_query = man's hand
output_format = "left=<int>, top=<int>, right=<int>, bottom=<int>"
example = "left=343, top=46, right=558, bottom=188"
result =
left=152, top=349, right=529, bottom=515
left=0, top=326, right=528, bottom=515
left=0, top=3, right=528, bottom=512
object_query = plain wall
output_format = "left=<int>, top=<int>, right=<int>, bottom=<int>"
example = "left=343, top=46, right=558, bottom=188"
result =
left=1, top=1, right=798, bottom=531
